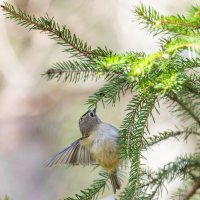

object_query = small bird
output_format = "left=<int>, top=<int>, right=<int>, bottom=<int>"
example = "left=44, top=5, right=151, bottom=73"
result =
left=45, top=108, right=121, bottom=193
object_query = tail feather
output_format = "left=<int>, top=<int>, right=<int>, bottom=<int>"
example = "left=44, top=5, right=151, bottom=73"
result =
left=110, top=173, right=121, bottom=194
left=44, top=139, right=97, bottom=167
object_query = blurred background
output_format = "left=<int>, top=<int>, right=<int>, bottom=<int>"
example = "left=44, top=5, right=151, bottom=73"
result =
left=0, top=0, right=200, bottom=200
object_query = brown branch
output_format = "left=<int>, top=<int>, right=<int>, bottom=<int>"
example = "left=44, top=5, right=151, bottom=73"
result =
left=182, top=177, right=200, bottom=200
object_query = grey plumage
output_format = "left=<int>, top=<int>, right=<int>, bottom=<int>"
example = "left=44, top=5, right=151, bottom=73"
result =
left=45, top=109, right=121, bottom=193
left=79, top=109, right=101, bottom=137
left=44, top=138, right=96, bottom=167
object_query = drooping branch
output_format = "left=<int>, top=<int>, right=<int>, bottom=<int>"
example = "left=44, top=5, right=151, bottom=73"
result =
left=182, top=176, right=200, bottom=200
left=169, top=92, right=200, bottom=127
left=119, top=94, right=156, bottom=199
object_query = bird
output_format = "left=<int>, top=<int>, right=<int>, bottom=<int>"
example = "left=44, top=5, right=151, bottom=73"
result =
left=45, top=108, right=121, bottom=193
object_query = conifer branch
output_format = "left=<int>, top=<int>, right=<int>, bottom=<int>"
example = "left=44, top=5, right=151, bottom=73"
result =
left=44, top=59, right=128, bottom=83
left=168, top=92, right=200, bottom=127
left=119, top=94, right=156, bottom=199
left=135, top=3, right=200, bottom=36
left=44, top=61, right=101, bottom=82
left=146, top=130, right=200, bottom=148
left=163, top=37, right=200, bottom=53
left=65, top=170, right=109, bottom=200
left=185, top=74, right=200, bottom=96
left=182, top=176, right=200, bottom=200
left=170, top=181, right=200, bottom=200
left=1, top=2, right=109, bottom=60
left=139, top=155, right=200, bottom=199
left=86, top=75, right=129, bottom=108
left=119, top=95, right=143, bottom=158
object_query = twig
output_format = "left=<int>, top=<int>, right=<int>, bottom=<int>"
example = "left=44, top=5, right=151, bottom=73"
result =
left=182, top=177, right=200, bottom=200
left=169, top=92, right=200, bottom=127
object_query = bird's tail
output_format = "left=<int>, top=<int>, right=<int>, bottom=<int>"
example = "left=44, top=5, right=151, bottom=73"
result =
left=110, top=172, right=121, bottom=194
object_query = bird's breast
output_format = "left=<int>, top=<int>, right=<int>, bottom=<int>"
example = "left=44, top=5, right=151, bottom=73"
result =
left=92, top=135, right=119, bottom=172
left=85, top=123, right=120, bottom=172
left=81, top=123, right=120, bottom=172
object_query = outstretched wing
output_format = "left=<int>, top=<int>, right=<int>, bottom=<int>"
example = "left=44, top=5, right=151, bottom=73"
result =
left=44, top=138, right=97, bottom=167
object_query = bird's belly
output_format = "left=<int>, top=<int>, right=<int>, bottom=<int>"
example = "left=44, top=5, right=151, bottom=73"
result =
left=91, top=137, right=120, bottom=172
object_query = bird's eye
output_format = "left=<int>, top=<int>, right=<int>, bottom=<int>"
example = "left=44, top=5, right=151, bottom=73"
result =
left=89, top=111, right=94, bottom=117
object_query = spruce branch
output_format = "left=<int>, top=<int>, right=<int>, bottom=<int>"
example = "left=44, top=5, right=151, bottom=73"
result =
left=183, top=57, right=200, bottom=70
left=1, top=2, right=110, bottom=60
left=185, top=81, right=200, bottom=96
left=65, top=170, right=109, bottom=200
left=163, top=36, right=200, bottom=53
left=119, top=95, right=144, bottom=158
left=135, top=3, right=200, bottom=36
left=139, top=154, right=200, bottom=199
left=185, top=73, right=200, bottom=96
left=146, top=130, right=200, bottom=148
left=170, top=180, right=200, bottom=200
left=119, top=94, right=156, bottom=199
left=168, top=92, right=200, bottom=127
left=182, top=176, right=200, bottom=200
left=134, top=3, right=162, bottom=36
left=99, top=51, right=190, bottom=95
left=44, top=61, right=101, bottom=83
left=86, top=75, right=130, bottom=108
left=129, top=52, right=189, bottom=95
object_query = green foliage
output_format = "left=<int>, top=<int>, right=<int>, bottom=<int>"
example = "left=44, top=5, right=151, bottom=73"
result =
left=139, top=154, right=200, bottom=199
left=86, top=75, right=129, bottom=108
left=168, top=91, right=200, bottom=126
left=146, top=129, right=200, bottom=148
left=1, top=2, right=111, bottom=61
left=0, top=195, right=10, bottom=200
left=119, top=94, right=156, bottom=199
left=45, top=61, right=101, bottom=83
left=170, top=181, right=200, bottom=200
left=135, top=3, right=200, bottom=36
left=1, top=1, right=200, bottom=200
left=4, top=196, right=10, bottom=200
left=64, top=170, right=109, bottom=200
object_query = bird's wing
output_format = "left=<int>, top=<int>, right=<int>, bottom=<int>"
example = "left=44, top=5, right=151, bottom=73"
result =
left=44, top=138, right=97, bottom=167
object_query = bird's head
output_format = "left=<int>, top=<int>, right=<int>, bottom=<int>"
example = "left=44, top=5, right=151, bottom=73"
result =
left=79, top=108, right=101, bottom=136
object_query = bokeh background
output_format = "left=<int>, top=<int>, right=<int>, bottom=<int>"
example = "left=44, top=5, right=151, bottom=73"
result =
left=0, top=0, right=200, bottom=200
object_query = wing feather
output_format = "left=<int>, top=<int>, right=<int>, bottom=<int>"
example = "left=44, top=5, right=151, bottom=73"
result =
left=44, top=139, right=97, bottom=167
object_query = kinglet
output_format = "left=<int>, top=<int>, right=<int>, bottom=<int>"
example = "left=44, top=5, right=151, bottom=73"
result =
left=45, top=108, right=121, bottom=193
